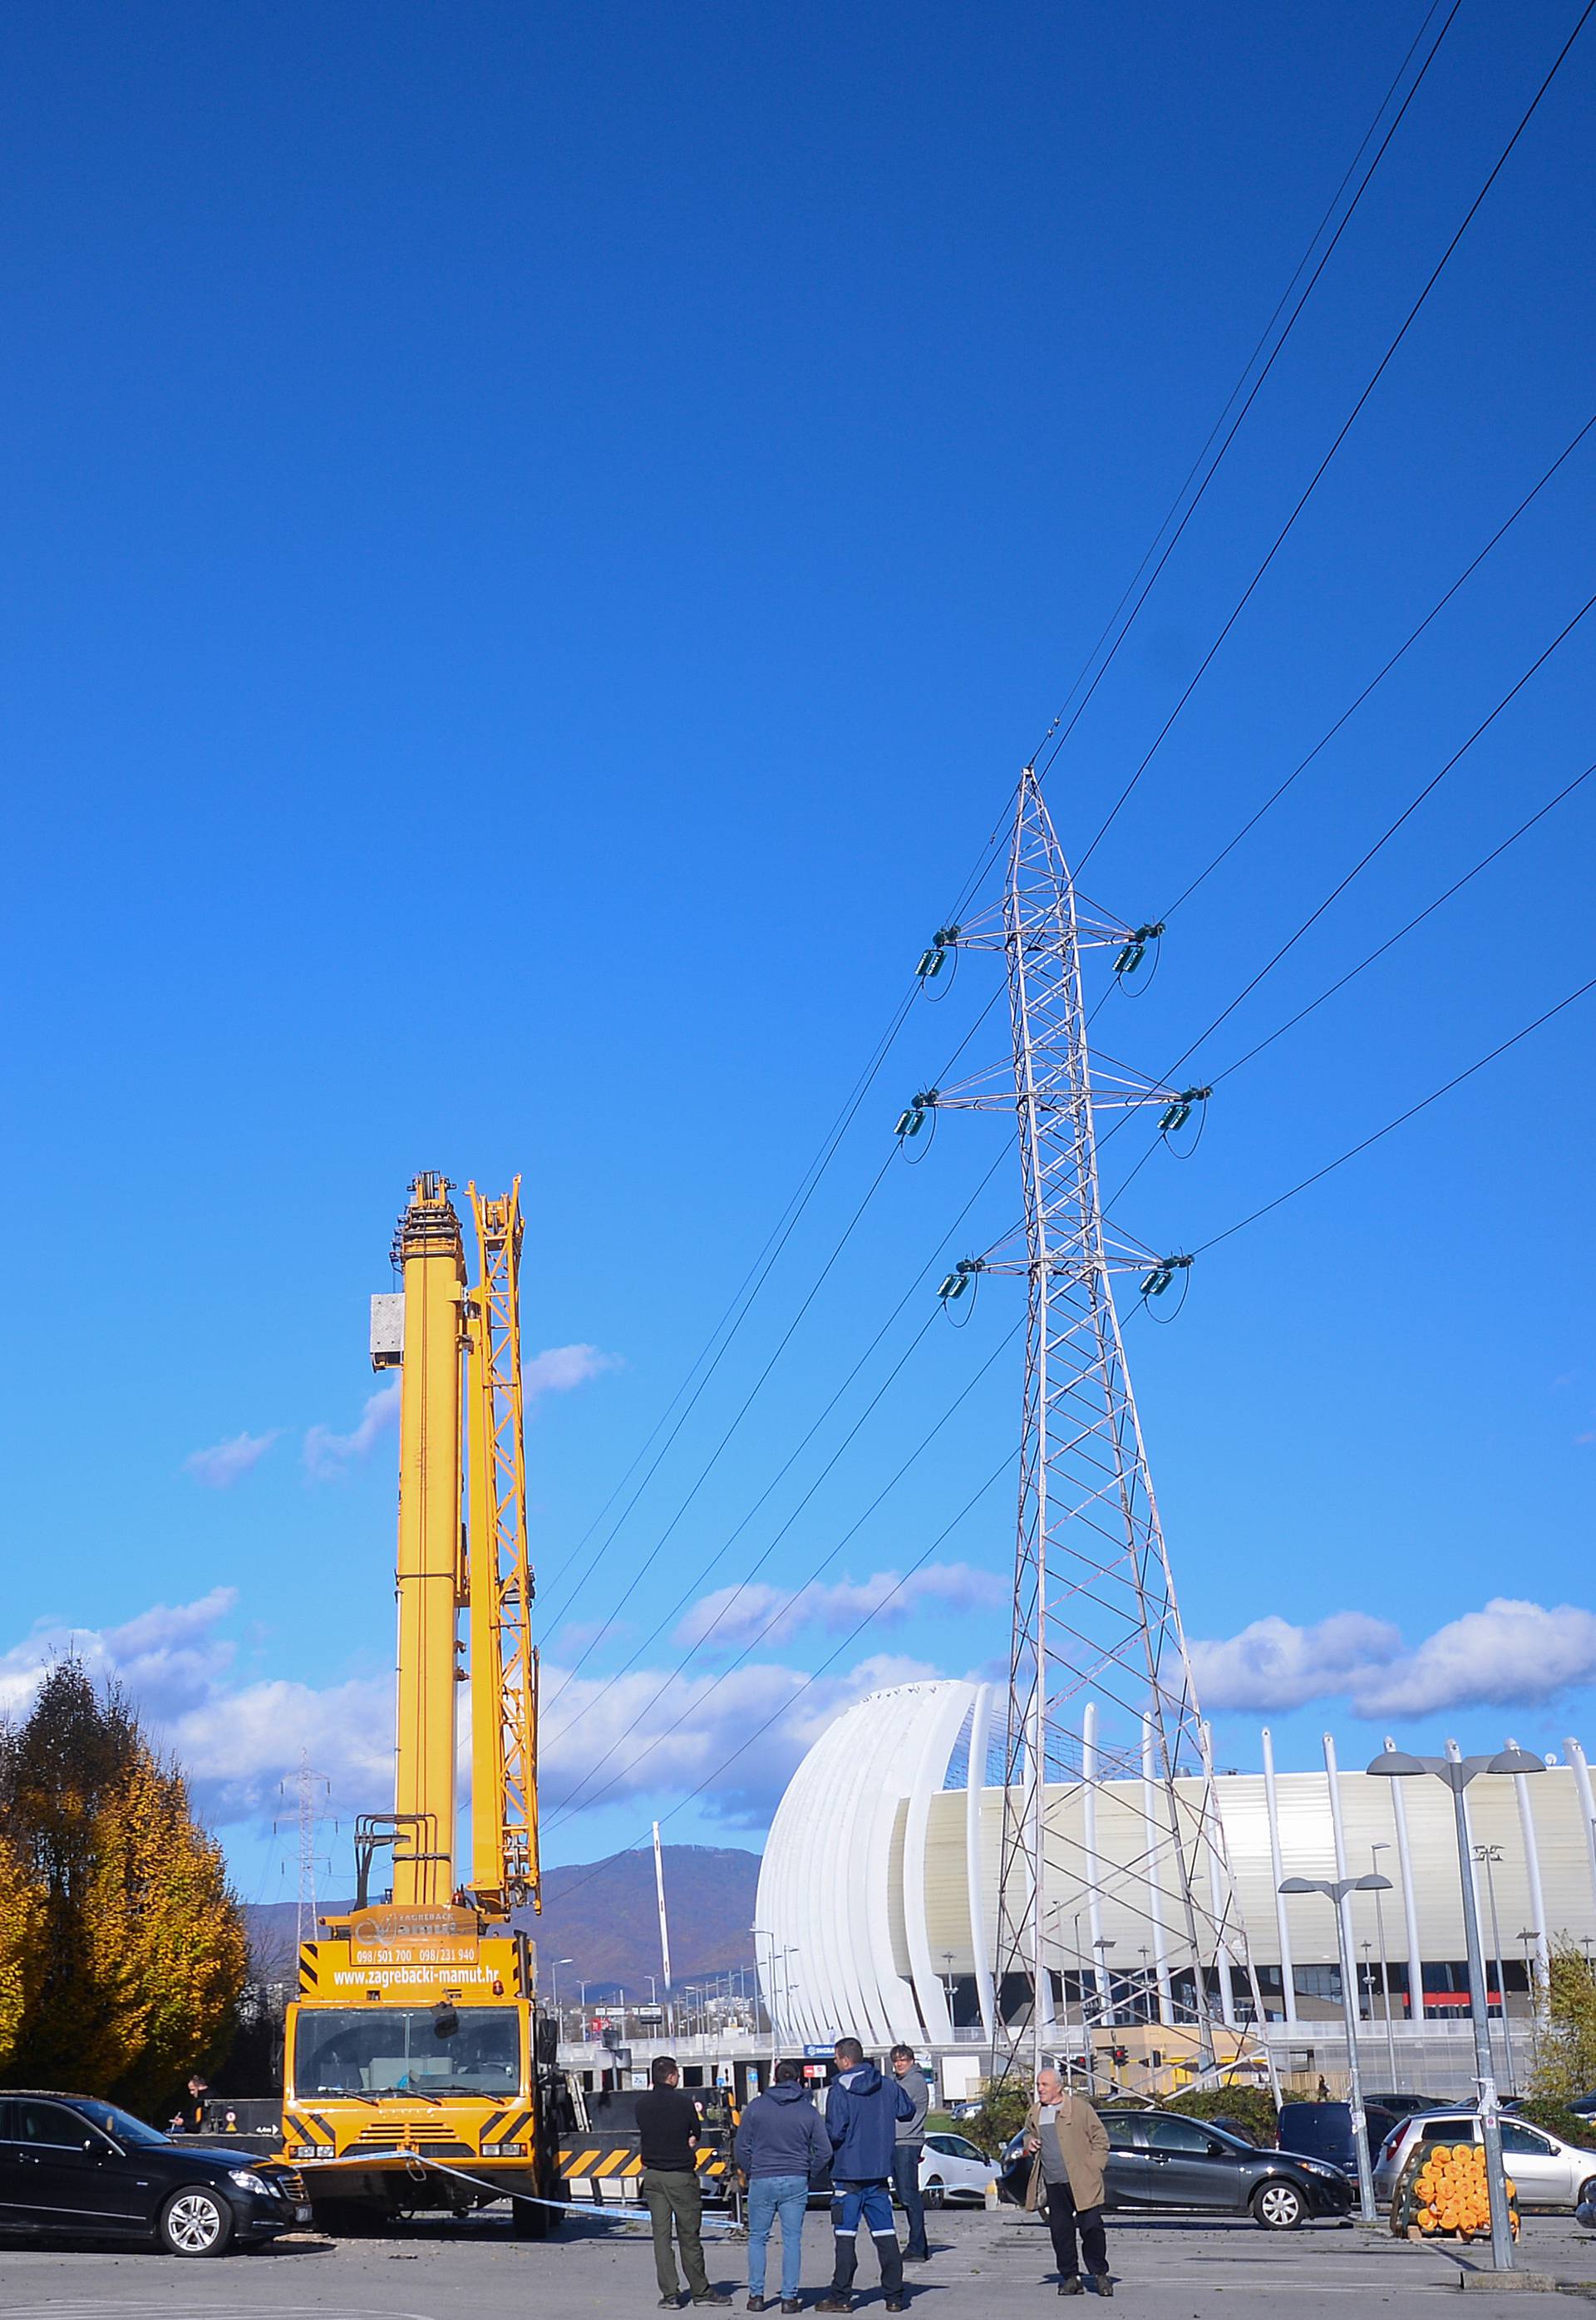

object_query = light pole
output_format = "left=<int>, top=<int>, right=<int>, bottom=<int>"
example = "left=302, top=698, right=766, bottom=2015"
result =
left=941, top=1950, right=958, bottom=2027
left=1369, top=1843, right=1399, bottom=2091
left=1369, top=1742, right=1544, bottom=2274
left=751, top=1925, right=777, bottom=2061
left=1278, top=1873, right=1392, bottom=2224
left=1519, top=1929, right=1543, bottom=2071
left=549, top=1956, right=574, bottom=2034
left=1473, top=1845, right=1514, bottom=2097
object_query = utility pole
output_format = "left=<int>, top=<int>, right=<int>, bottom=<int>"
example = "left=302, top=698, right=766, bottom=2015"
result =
left=1370, top=1843, right=1399, bottom=2091
left=912, top=765, right=1263, bottom=2087
left=1474, top=1845, right=1514, bottom=2096
left=653, top=1820, right=674, bottom=2034
left=274, top=1754, right=332, bottom=1955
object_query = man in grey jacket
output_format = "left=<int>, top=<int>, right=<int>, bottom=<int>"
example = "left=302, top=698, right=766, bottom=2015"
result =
left=889, top=2045, right=930, bottom=2263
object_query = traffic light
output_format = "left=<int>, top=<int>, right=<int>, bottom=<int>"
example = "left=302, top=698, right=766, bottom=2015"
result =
left=1110, top=2044, right=1130, bottom=2069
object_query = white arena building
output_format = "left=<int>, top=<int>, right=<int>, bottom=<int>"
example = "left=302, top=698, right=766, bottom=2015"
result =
left=754, top=1680, right=1596, bottom=2090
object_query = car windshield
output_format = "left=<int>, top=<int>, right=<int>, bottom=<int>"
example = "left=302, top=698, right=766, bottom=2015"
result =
left=291, top=2006, right=522, bottom=2096
left=70, top=2099, right=171, bottom=2148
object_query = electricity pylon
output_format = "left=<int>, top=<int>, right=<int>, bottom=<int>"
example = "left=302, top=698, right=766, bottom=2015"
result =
left=911, top=763, right=1262, bottom=2084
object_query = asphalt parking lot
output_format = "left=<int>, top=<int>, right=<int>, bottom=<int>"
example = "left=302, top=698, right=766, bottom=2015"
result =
left=2, top=2201, right=1596, bottom=2318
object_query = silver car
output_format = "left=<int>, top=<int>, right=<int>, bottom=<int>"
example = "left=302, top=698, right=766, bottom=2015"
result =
left=1372, top=2111, right=1596, bottom=2212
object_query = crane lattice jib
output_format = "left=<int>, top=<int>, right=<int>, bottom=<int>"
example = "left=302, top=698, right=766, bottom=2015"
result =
left=466, top=1180, right=540, bottom=1918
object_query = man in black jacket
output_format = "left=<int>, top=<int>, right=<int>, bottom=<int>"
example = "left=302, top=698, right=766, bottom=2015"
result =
left=635, top=2057, right=732, bottom=2309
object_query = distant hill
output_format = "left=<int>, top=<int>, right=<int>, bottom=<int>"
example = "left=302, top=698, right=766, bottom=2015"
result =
left=240, top=1843, right=761, bottom=1998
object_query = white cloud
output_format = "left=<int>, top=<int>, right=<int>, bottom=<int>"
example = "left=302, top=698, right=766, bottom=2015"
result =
left=0, top=1581, right=929, bottom=1845
left=524, top=1342, right=622, bottom=1399
left=539, top=1650, right=938, bottom=1827
left=1193, top=1598, right=1596, bottom=1719
left=676, top=1561, right=1006, bottom=1651
left=184, top=1431, right=280, bottom=1488
left=1191, top=1612, right=1401, bottom=1713
left=1355, top=1598, right=1596, bottom=1718
left=301, top=1342, right=617, bottom=1480
left=303, top=1379, right=401, bottom=1479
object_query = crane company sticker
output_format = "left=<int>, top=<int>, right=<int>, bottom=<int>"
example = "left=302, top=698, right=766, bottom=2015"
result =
left=350, top=1904, right=480, bottom=1967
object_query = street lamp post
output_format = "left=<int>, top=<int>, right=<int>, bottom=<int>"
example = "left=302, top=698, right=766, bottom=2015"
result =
left=1369, top=1743, right=1544, bottom=2274
left=1278, top=1872, right=1392, bottom=2224
left=1370, top=1843, right=1399, bottom=2091
left=1473, top=1845, right=1514, bottom=2097
left=549, top=1956, right=574, bottom=2036
left=1518, top=1929, right=1543, bottom=2072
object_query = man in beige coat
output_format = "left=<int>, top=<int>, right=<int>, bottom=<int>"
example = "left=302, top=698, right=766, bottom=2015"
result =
left=1022, top=2070, right=1111, bottom=2298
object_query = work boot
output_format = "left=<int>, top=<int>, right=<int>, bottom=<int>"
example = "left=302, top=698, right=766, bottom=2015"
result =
left=747, top=2301, right=766, bottom=2313
left=1090, top=2278, right=1113, bottom=2299
left=815, top=2302, right=853, bottom=2314
left=884, top=2301, right=907, bottom=2313
left=1058, top=2282, right=1083, bottom=2298
left=781, top=2304, right=802, bottom=2314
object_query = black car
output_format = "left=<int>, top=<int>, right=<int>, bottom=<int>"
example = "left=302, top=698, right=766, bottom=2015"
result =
left=1002, top=2111, right=1353, bottom=2230
left=0, top=2092, right=309, bottom=2255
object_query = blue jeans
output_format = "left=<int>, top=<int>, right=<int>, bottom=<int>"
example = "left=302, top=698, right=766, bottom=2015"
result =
left=746, top=2172, right=808, bottom=2301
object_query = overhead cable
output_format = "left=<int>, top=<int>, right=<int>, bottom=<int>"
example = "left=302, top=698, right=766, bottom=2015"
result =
left=1190, top=974, right=1596, bottom=1254
left=1071, top=0, right=1596, bottom=871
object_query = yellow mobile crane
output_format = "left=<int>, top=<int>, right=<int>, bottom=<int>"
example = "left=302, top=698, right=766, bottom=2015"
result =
left=279, top=1175, right=566, bottom=2232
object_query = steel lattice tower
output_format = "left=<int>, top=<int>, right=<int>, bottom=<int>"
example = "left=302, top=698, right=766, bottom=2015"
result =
left=918, top=765, right=1264, bottom=2084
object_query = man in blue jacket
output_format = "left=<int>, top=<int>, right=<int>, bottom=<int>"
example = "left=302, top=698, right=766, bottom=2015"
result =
left=816, top=2037, right=914, bottom=2314
left=733, top=2060, right=830, bottom=2312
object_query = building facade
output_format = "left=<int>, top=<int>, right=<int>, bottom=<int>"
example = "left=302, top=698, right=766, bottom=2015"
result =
left=755, top=1679, right=1596, bottom=2076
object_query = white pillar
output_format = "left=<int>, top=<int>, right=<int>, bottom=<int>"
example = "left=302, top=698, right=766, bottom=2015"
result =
left=1142, top=1716, right=1173, bottom=2027
left=1261, top=1726, right=1298, bottom=2025
left=1507, top=1736, right=1551, bottom=2011
left=1199, top=1722, right=1238, bottom=2028
left=966, top=1682, right=997, bottom=2042
left=1082, top=1701, right=1109, bottom=2022
left=1384, top=1736, right=1423, bottom=2032
left=1564, top=1737, right=1596, bottom=1914
left=1323, top=1733, right=1357, bottom=2019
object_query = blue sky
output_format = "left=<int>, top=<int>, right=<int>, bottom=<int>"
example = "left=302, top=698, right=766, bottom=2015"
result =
left=0, top=0, right=1592, bottom=1911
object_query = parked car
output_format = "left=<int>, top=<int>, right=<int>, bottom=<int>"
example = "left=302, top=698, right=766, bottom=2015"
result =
left=0, top=2092, right=309, bottom=2255
left=1372, top=2111, right=1596, bottom=2212
left=917, top=2131, right=998, bottom=2207
left=1001, top=2111, right=1352, bottom=2229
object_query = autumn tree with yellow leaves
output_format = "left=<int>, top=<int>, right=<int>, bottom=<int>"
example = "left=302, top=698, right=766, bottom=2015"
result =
left=0, top=1660, right=247, bottom=2114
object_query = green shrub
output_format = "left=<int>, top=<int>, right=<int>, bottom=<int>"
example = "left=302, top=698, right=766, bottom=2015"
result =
left=1514, top=2096, right=1596, bottom=2152
left=1165, top=2085, right=1279, bottom=2146
left=966, top=2078, right=1031, bottom=2156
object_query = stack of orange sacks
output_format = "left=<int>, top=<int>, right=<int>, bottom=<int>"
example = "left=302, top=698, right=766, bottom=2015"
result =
left=1410, top=2143, right=1519, bottom=2239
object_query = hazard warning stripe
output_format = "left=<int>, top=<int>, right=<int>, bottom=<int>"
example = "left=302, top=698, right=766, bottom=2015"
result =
left=594, top=2150, right=629, bottom=2180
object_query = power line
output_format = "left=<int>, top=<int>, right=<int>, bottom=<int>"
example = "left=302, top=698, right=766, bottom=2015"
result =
left=542, top=1442, right=1018, bottom=1901
left=1071, top=0, right=1596, bottom=872
left=1191, top=974, right=1596, bottom=1255
left=1133, top=587, right=1596, bottom=1091
left=541, top=1140, right=902, bottom=1702
left=544, top=1314, right=1024, bottom=1830
left=545, top=1143, right=1014, bottom=1749
left=1101, top=756, right=1596, bottom=1212
left=1158, top=408, right=1596, bottom=922
left=1026, top=0, right=1462, bottom=779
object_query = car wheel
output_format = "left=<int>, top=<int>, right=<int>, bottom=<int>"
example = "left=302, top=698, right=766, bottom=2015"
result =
left=923, top=2180, right=945, bottom=2209
left=1252, top=2180, right=1306, bottom=2232
left=160, top=2188, right=234, bottom=2258
left=1578, top=2178, right=1596, bottom=2211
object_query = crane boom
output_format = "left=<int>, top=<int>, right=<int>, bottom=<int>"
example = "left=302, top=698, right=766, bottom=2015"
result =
left=389, top=1172, right=466, bottom=1909
left=466, top=1178, right=540, bottom=1917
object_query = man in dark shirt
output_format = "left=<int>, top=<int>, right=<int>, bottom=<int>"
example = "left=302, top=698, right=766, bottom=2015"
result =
left=169, top=2074, right=208, bottom=2135
left=635, top=2056, right=730, bottom=2308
